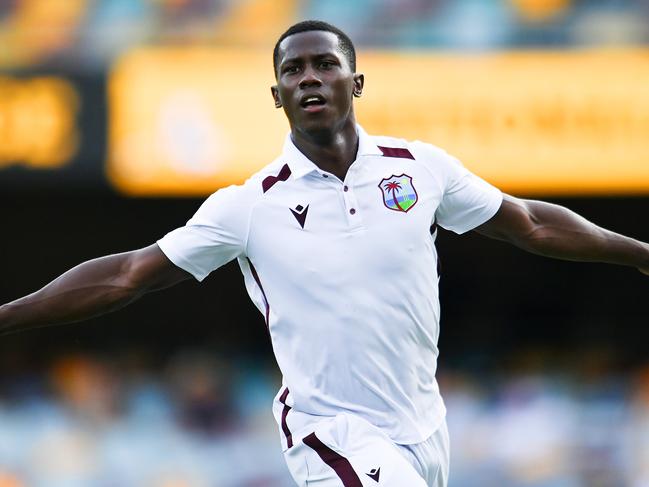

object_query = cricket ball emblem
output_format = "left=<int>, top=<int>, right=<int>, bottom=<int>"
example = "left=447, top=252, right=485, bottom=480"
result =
left=379, top=174, right=418, bottom=212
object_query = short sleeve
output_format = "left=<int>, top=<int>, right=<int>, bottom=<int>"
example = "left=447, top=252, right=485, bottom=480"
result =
left=157, top=184, right=253, bottom=281
left=435, top=155, right=503, bottom=234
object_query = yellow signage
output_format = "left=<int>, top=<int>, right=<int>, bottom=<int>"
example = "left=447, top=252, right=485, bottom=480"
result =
left=108, top=48, right=287, bottom=196
left=0, top=76, right=79, bottom=169
left=358, top=49, right=649, bottom=195
left=108, top=48, right=649, bottom=196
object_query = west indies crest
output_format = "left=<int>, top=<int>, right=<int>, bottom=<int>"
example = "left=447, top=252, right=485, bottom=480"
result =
left=379, top=174, right=418, bottom=213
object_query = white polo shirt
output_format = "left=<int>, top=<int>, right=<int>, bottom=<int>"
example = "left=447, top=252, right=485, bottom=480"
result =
left=157, top=126, right=502, bottom=446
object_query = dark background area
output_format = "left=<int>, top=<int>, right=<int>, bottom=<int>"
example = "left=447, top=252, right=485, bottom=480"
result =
left=2, top=192, right=647, bottom=374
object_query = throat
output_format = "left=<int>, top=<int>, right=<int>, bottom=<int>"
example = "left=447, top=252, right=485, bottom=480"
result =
left=319, top=160, right=352, bottom=181
left=291, top=127, right=359, bottom=181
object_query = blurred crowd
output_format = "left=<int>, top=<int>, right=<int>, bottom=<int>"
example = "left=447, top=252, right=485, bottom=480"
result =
left=0, top=0, right=648, bottom=70
left=0, top=350, right=293, bottom=486
left=2, top=349, right=649, bottom=486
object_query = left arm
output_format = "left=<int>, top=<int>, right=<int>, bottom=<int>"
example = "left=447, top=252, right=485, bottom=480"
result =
left=476, top=195, right=649, bottom=275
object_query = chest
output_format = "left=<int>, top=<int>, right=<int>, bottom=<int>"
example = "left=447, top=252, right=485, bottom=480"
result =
left=247, top=161, right=443, bottom=276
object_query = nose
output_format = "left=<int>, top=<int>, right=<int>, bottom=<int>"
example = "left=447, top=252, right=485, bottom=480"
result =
left=299, top=65, right=322, bottom=89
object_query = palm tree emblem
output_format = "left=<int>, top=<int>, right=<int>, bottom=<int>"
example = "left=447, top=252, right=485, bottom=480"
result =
left=378, top=174, right=418, bottom=213
left=384, top=181, right=405, bottom=212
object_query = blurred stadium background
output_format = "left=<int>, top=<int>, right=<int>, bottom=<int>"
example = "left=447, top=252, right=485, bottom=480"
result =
left=0, top=0, right=648, bottom=485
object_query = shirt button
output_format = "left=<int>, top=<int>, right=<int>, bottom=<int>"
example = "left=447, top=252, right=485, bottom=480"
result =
left=322, top=174, right=328, bottom=178
left=349, top=208, right=356, bottom=215
left=343, top=185, right=349, bottom=192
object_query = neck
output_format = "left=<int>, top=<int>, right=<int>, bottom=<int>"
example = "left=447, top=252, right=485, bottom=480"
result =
left=290, top=119, right=359, bottom=181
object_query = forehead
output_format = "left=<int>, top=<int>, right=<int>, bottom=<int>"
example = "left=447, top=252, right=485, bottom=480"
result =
left=278, top=30, right=342, bottom=64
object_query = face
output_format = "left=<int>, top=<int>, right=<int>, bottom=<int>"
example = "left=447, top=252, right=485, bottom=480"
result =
left=271, top=31, right=364, bottom=137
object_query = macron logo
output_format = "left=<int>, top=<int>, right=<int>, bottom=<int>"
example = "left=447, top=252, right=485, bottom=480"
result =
left=290, top=204, right=309, bottom=229
left=366, top=467, right=381, bottom=482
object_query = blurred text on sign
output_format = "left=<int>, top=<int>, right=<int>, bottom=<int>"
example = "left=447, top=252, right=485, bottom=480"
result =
left=108, top=48, right=649, bottom=196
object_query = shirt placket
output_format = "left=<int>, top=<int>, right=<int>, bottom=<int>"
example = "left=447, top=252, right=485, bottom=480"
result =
left=341, top=168, right=363, bottom=231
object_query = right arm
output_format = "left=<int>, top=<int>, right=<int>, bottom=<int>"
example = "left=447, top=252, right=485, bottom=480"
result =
left=0, top=244, right=191, bottom=336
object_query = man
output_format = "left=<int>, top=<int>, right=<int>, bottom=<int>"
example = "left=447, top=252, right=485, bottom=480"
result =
left=1, top=20, right=648, bottom=487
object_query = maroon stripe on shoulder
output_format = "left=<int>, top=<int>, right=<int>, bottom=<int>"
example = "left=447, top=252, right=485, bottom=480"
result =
left=377, top=146, right=415, bottom=160
left=303, top=433, right=362, bottom=487
left=278, top=387, right=293, bottom=448
left=262, top=163, right=292, bottom=193
left=246, top=258, right=270, bottom=332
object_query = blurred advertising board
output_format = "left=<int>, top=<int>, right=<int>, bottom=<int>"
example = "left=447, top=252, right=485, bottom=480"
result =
left=358, top=49, right=649, bottom=196
left=108, top=47, right=649, bottom=197
left=108, top=49, right=287, bottom=196
left=0, top=73, right=107, bottom=192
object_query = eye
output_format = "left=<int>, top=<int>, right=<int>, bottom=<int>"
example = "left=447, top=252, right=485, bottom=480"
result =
left=283, top=65, right=300, bottom=75
left=319, top=61, right=335, bottom=69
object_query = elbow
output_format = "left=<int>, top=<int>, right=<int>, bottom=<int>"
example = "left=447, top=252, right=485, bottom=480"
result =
left=113, top=282, right=143, bottom=304
left=112, top=253, right=150, bottom=299
left=508, top=200, right=549, bottom=251
left=518, top=226, right=553, bottom=254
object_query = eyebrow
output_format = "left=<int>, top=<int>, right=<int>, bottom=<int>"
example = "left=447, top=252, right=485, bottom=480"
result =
left=281, top=53, right=340, bottom=66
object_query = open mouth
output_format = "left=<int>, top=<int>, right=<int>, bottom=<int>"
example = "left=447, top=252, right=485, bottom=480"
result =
left=300, top=95, right=326, bottom=109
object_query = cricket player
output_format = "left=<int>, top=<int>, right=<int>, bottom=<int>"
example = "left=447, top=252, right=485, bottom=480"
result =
left=1, top=20, right=647, bottom=487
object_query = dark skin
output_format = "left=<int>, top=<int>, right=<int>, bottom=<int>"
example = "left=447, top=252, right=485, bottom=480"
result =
left=0, top=246, right=190, bottom=335
left=0, top=29, right=647, bottom=336
left=271, top=31, right=364, bottom=181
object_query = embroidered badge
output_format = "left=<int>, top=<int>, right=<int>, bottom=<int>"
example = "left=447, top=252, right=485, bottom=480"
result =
left=379, top=174, right=418, bottom=212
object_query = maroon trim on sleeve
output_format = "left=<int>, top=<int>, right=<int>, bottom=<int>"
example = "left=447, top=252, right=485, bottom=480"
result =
left=430, top=222, right=441, bottom=278
left=377, top=146, right=415, bottom=160
left=279, top=387, right=293, bottom=448
left=262, top=164, right=292, bottom=193
left=246, top=258, right=270, bottom=332
left=303, top=433, right=363, bottom=487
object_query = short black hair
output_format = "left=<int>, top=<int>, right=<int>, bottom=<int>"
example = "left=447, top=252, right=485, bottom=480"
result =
left=273, top=20, right=356, bottom=77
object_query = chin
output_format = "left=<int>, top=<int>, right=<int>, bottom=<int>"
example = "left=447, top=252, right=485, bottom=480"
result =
left=297, top=120, right=337, bottom=141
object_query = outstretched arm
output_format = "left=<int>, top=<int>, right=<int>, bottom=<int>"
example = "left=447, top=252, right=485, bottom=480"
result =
left=0, top=244, right=191, bottom=336
left=476, top=195, right=649, bottom=274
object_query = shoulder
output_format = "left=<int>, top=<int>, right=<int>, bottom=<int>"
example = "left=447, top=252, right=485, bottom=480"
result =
left=408, top=140, right=459, bottom=169
left=369, top=134, right=455, bottom=163
left=202, top=157, right=291, bottom=207
left=368, top=133, right=463, bottom=178
left=183, top=159, right=291, bottom=236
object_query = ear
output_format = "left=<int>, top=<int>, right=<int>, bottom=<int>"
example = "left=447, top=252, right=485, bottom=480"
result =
left=352, top=73, right=364, bottom=98
left=271, top=85, right=282, bottom=108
